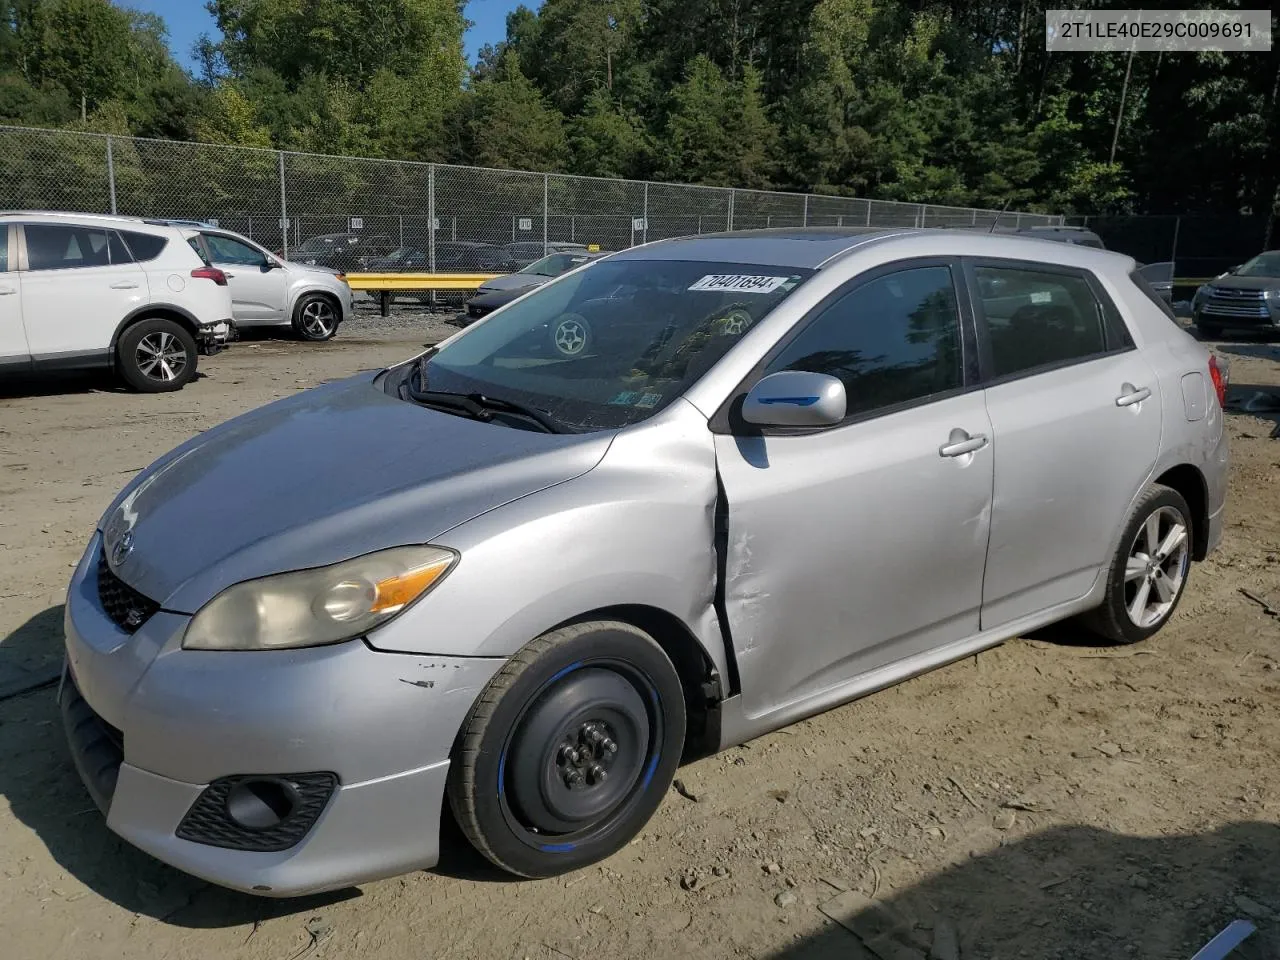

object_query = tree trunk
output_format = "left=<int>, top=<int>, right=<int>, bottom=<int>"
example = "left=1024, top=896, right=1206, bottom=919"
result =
left=1109, top=47, right=1135, bottom=165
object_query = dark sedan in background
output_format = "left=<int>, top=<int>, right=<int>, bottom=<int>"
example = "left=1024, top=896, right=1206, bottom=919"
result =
left=464, top=251, right=608, bottom=320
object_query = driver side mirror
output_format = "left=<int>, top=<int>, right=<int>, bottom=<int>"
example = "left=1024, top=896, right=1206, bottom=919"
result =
left=742, top=371, right=847, bottom=428
left=264, top=257, right=283, bottom=270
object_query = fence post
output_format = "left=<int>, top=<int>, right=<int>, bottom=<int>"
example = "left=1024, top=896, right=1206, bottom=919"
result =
left=1170, top=215, right=1181, bottom=271
left=542, top=173, right=549, bottom=255
left=803, top=195, right=809, bottom=227
left=105, top=136, right=117, bottom=214
left=427, top=164, right=435, bottom=273
left=642, top=182, right=649, bottom=244
left=727, top=189, right=734, bottom=231
left=971, top=209, right=977, bottom=225
left=1014, top=212, right=1023, bottom=228
left=865, top=201, right=871, bottom=226
left=278, top=151, right=288, bottom=259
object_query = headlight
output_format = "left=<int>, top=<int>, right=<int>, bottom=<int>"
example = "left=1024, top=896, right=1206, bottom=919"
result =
left=183, top=545, right=457, bottom=651
left=1265, top=288, right=1280, bottom=300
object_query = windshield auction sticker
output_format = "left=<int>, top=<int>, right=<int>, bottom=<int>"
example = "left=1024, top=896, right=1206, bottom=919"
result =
left=1046, top=10, right=1271, bottom=52
left=689, top=275, right=791, bottom=294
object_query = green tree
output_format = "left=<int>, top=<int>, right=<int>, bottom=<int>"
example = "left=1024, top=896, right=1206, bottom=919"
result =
left=465, top=52, right=569, bottom=171
left=26, top=0, right=134, bottom=119
left=569, top=86, right=650, bottom=178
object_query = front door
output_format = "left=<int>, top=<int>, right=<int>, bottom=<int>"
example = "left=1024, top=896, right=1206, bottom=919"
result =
left=200, top=233, right=286, bottom=323
left=968, top=259, right=1163, bottom=627
left=0, top=225, right=29, bottom=367
left=714, top=262, right=994, bottom=720
left=19, top=222, right=147, bottom=360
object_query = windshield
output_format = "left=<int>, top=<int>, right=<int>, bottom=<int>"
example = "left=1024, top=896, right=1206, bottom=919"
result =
left=1235, top=252, right=1280, bottom=278
left=297, top=237, right=342, bottom=253
left=519, top=254, right=586, bottom=277
left=415, top=259, right=813, bottom=431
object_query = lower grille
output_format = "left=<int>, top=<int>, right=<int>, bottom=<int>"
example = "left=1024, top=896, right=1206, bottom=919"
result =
left=97, top=550, right=159, bottom=633
left=59, top=668, right=124, bottom=814
left=177, top=773, right=337, bottom=852
left=1204, top=288, right=1269, bottom=320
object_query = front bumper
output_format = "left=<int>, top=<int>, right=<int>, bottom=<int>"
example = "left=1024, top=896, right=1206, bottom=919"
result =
left=61, top=536, right=505, bottom=896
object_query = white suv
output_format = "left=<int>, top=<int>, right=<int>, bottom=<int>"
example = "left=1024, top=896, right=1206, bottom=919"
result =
left=0, top=212, right=233, bottom=392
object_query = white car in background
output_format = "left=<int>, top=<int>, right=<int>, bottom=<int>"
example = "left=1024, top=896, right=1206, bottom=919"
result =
left=183, top=228, right=356, bottom=341
left=0, top=212, right=232, bottom=392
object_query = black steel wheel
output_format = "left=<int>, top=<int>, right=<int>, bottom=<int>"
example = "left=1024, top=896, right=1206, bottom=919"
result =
left=447, top=621, right=685, bottom=877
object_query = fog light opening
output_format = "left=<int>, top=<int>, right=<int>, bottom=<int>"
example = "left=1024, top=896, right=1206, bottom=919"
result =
left=226, top=778, right=300, bottom=830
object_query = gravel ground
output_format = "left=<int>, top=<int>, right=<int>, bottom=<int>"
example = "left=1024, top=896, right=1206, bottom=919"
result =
left=0, top=314, right=1278, bottom=960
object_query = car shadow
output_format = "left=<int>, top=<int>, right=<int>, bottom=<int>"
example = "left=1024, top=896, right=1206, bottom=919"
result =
left=1216, top=342, right=1280, bottom=362
left=0, top=605, right=356, bottom=927
left=0, top=369, right=119, bottom=399
left=1221, top=381, right=1280, bottom=438
left=769, top=822, right=1279, bottom=959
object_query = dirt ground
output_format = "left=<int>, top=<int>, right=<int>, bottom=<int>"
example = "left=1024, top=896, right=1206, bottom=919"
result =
left=1, top=312, right=1278, bottom=960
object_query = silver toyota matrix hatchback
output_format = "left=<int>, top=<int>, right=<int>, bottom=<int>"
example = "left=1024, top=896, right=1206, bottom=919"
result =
left=61, top=229, right=1228, bottom=895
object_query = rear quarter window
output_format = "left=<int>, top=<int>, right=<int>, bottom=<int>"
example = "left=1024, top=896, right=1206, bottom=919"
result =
left=1129, top=269, right=1178, bottom=322
left=119, top=230, right=169, bottom=262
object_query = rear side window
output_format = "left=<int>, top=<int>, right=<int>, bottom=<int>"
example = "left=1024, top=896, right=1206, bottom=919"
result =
left=119, top=230, right=169, bottom=262
left=24, top=224, right=132, bottom=270
left=1130, top=269, right=1178, bottom=321
left=973, top=265, right=1110, bottom=377
left=765, top=265, right=963, bottom=419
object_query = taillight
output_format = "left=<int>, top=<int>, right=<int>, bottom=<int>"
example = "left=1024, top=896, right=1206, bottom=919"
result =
left=1208, top=354, right=1227, bottom=408
left=190, top=266, right=228, bottom=286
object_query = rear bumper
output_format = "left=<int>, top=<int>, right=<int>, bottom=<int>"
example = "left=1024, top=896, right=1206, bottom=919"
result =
left=196, top=321, right=232, bottom=355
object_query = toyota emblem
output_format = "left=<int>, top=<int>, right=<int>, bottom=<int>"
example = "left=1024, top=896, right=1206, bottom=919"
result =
left=111, top=530, right=135, bottom=566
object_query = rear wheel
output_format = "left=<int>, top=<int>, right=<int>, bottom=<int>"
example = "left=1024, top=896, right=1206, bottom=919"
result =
left=1083, top=484, right=1193, bottom=644
left=293, top=294, right=339, bottom=341
left=116, top=318, right=198, bottom=392
left=447, top=621, right=685, bottom=877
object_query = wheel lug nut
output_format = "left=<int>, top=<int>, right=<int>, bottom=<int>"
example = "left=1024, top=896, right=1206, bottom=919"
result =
left=601, top=738, right=617, bottom=754
left=563, top=769, right=583, bottom=786
left=588, top=764, right=608, bottom=784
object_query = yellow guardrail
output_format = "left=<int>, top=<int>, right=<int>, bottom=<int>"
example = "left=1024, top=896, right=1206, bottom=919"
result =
left=345, top=272, right=499, bottom=291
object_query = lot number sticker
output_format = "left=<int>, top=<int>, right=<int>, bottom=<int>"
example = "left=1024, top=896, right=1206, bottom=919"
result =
left=689, top=275, right=790, bottom=294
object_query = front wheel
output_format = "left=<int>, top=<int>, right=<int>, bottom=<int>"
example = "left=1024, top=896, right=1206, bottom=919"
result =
left=293, top=294, right=339, bottom=341
left=447, top=621, right=685, bottom=877
left=1082, top=484, right=1193, bottom=644
left=117, top=318, right=198, bottom=392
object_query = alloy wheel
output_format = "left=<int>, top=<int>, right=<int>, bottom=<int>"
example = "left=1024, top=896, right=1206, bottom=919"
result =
left=553, top=317, right=588, bottom=355
left=1124, top=505, right=1190, bottom=628
left=300, top=300, right=336, bottom=338
left=135, top=331, right=188, bottom=383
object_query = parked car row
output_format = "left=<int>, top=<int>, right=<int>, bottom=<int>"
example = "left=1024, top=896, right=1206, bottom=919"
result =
left=0, top=211, right=356, bottom=392
left=1191, top=250, right=1280, bottom=338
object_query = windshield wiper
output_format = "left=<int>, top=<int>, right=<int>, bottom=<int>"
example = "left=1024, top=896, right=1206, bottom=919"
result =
left=410, top=389, right=563, bottom=434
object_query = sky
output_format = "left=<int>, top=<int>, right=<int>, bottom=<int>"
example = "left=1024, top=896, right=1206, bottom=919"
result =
left=116, top=0, right=526, bottom=69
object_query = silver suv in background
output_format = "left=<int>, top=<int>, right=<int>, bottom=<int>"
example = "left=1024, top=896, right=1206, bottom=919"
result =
left=1192, top=250, right=1280, bottom=338
left=184, top=228, right=355, bottom=341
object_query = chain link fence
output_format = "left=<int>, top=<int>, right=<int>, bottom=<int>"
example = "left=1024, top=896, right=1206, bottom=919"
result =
left=1, top=124, right=1062, bottom=269
left=1064, top=213, right=1279, bottom=282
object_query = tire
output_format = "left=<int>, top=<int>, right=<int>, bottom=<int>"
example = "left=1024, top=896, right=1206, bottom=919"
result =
left=549, top=313, right=592, bottom=357
left=1082, top=484, right=1194, bottom=645
left=116, top=318, right=198, bottom=392
left=447, top=621, right=686, bottom=878
left=293, top=293, right=340, bottom=341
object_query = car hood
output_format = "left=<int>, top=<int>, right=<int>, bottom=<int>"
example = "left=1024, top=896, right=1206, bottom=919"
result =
left=99, top=374, right=613, bottom=613
left=1209, top=275, right=1277, bottom=290
left=479, top=274, right=548, bottom=293
left=285, top=260, right=344, bottom=278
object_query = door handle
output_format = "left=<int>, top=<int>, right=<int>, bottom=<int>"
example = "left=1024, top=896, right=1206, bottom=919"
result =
left=1116, top=383, right=1151, bottom=407
left=109, top=281, right=139, bottom=290
left=939, top=429, right=989, bottom=458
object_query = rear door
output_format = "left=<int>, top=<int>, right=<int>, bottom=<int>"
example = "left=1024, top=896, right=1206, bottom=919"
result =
left=0, top=224, right=30, bottom=368
left=968, top=259, right=1162, bottom=627
left=714, top=260, right=994, bottom=718
left=199, top=232, right=286, bottom=322
left=19, top=222, right=147, bottom=360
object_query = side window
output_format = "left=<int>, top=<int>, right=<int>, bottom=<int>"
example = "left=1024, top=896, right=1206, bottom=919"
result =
left=119, top=230, right=169, bottom=262
left=0, top=227, right=8, bottom=272
left=765, top=265, right=963, bottom=419
left=25, top=224, right=121, bottom=270
left=204, top=233, right=266, bottom=266
left=974, top=265, right=1108, bottom=377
